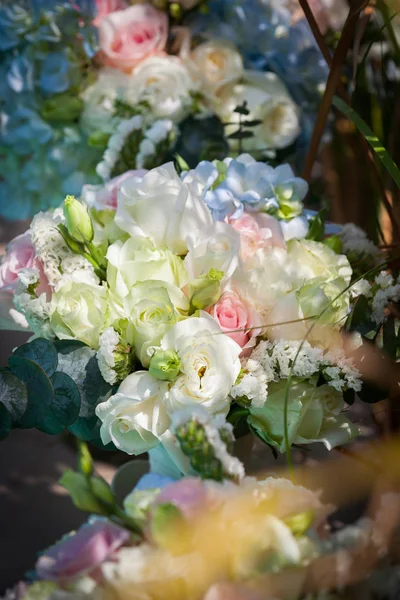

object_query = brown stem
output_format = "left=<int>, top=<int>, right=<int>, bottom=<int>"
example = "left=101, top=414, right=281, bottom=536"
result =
left=299, top=0, right=398, bottom=242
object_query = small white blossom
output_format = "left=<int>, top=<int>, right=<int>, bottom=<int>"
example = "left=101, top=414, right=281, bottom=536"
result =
left=375, top=271, right=394, bottom=289
left=97, top=328, right=120, bottom=385
left=30, top=210, right=97, bottom=290
left=340, top=223, right=379, bottom=259
left=231, top=358, right=268, bottom=408
left=96, top=115, right=144, bottom=181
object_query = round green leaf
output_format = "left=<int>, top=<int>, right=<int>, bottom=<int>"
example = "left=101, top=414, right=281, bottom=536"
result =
left=0, top=403, right=12, bottom=441
left=0, top=370, right=28, bottom=422
left=14, top=338, right=58, bottom=377
left=54, top=341, right=112, bottom=443
left=39, top=372, right=81, bottom=435
left=8, top=356, right=54, bottom=429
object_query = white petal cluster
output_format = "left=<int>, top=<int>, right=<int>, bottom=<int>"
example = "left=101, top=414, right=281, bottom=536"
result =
left=340, top=223, right=379, bottom=259
left=96, top=115, right=144, bottom=181
left=97, top=327, right=120, bottom=385
left=371, top=272, right=400, bottom=324
left=30, top=210, right=97, bottom=290
left=233, top=339, right=362, bottom=406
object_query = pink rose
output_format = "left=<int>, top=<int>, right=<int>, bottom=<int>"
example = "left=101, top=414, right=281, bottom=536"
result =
left=36, top=520, right=130, bottom=583
left=98, top=4, right=168, bottom=72
left=82, top=170, right=148, bottom=211
left=209, top=291, right=262, bottom=356
left=93, top=0, right=127, bottom=26
left=230, top=213, right=285, bottom=262
left=0, top=232, right=37, bottom=290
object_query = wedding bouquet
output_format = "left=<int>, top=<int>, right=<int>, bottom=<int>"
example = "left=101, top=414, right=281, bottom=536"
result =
left=0, top=0, right=327, bottom=221
left=0, top=153, right=397, bottom=475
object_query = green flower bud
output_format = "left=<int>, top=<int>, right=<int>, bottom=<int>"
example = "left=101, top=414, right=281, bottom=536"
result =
left=284, top=510, right=314, bottom=537
left=175, top=416, right=240, bottom=482
left=149, top=349, right=181, bottom=381
left=113, top=341, right=134, bottom=382
left=63, top=195, right=94, bottom=244
left=189, top=268, right=224, bottom=312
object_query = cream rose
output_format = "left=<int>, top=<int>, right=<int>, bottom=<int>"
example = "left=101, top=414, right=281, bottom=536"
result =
left=217, top=71, right=301, bottom=152
left=184, top=221, right=241, bottom=281
left=126, top=55, right=198, bottom=121
left=116, top=162, right=213, bottom=255
left=50, top=281, right=108, bottom=349
left=122, top=280, right=189, bottom=367
left=107, top=236, right=188, bottom=300
left=185, top=40, right=244, bottom=98
left=96, top=372, right=170, bottom=454
left=161, top=313, right=242, bottom=414
left=98, top=4, right=168, bottom=72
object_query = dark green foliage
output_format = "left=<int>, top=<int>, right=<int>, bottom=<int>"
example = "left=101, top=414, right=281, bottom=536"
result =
left=0, top=338, right=112, bottom=447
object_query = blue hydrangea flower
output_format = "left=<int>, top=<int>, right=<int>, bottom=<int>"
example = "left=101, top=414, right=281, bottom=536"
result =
left=0, top=0, right=99, bottom=220
left=185, top=154, right=309, bottom=222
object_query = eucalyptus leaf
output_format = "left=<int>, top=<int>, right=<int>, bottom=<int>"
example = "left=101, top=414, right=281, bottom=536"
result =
left=0, top=369, right=28, bottom=422
left=39, top=371, right=81, bottom=435
left=13, top=338, right=58, bottom=377
left=9, top=356, right=54, bottom=429
left=54, top=341, right=112, bottom=442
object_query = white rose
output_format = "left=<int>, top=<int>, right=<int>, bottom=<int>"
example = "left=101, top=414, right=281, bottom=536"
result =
left=234, top=245, right=294, bottom=320
left=122, top=280, right=189, bottom=367
left=116, top=162, right=213, bottom=255
left=81, top=67, right=132, bottom=134
left=185, top=40, right=244, bottom=98
left=50, top=281, right=108, bottom=349
left=184, top=221, right=241, bottom=281
left=217, top=71, right=301, bottom=152
left=287, top=239, right=352, bottom=287
left=125, top=56, right=198, bottom=121
left=95, top=372, right=170, bottom=455
left=107, top=236, right=188, bottom=300
left=161, top=313, right=241, bottom=414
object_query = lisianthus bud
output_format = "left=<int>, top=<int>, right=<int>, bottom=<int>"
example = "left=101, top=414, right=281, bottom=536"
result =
left=63, top=195, right=94, bottom=244
left=189, top=268, right=224, bottom=312
left=173, top=410, right=244, bottom=482
left=149, top=350, right=181, bottom=381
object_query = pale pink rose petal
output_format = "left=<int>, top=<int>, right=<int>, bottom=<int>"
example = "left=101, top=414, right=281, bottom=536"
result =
left=230, top=213, right=285, bottom=261
left=93, top=0, right=128, bottom=26
left=82, top=170, right=148, bottom=211
left=99, top=4, right=168, bottom=72
left=209, top=291, right=262, bottom=357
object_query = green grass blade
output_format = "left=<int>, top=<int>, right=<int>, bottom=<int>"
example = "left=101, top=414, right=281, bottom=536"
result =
left=333, top=96, right=400, bottom=188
